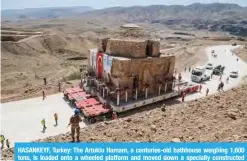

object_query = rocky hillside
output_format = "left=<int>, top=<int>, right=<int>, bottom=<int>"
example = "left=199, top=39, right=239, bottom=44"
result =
left=2, top=3, right=247, bottom=36
left=2, top=6, right=93, bottom=20
left=81, top=3, right=247, bottom=36
left=1, top=83, right=247, bottom=160
left=1, top=30, right=97, bottom=102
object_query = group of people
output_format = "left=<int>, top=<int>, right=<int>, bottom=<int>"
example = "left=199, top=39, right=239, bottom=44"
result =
left=40, top=109, right=81, bottom=142
left=184, top=67, right=192, bottom=72
left=212, top=53, right=218, bottom=58
left=1, top=134, right=10, bottom=150
left=41, top=113, right=58, bottom=132
left=39, top=107, right=118, bottom=142
left=39, top=76, right=119, bottom=142
left=42, top=78, right=62, bottom=100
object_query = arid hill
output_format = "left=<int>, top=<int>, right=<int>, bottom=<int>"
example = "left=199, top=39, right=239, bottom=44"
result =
left=1, top=30, right=97, bottom=102
left=2, top=3, right=247, bottom=36
left=2, top=6, right=93, bottom=20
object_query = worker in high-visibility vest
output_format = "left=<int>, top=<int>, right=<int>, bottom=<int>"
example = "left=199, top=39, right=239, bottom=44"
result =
left=1, top=134, right=5, bottom=149
left=54, top=113, right=58, bottom=126
left=41, top=119, right=47, bottom=132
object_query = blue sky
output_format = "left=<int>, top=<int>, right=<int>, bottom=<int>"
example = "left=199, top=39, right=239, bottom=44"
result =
left=1, top=0, right=247, bottom=10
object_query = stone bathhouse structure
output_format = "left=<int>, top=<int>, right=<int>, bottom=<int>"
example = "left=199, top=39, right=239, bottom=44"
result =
left=85, top=38, right=177, bottom=112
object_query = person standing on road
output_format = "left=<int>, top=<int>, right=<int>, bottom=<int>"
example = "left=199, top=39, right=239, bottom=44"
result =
left=112, top=112, right=118, bottom=120
left=226, top=77, right=229, bottom=84
left=43, top=77, right=47, bottom=85
left=220, top=82, right=224, bottom=92
left=218, top=82, right=224, bottom=92
left=219, top=74, right=222, bottom=81
left=178, top=73, right=182, bottom=82
left=181, top=91, right=185, bottom=102
left=68, top=109, right=82, bottom=142
left=42, top=90, right=46, bottom=100
left=58, top=82, right=61, bottom=92
left=199, top=84, right=202, bottom=93
left=211, top=72, right=213, bottom=79
left=217, top=83, right=221, bottom=92
left=206, top=88, right=209, bottom=96
left=41, top=119, right=47, bottom=132
left=6, top=139, right=10, bottom=148
left=184, top=67, right=187, bottom=72
left=189, top=67, right=191, bottom=72
left=54, top=113, right=58, bottom=126
left=174, top=68, right=177, bottom=77
left=102, top=116, right=107, bottom=122
left=0, top=134, right=5, bottom=149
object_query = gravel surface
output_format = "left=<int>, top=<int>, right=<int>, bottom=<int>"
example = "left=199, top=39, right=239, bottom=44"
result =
left=1, top=84, right=247, bottom=160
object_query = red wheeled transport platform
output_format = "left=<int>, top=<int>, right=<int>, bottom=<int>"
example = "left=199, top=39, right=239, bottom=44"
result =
left=68, top=91, right=91, bottom=104
left=75, top=98, right=101, bottom=110
left=63, top=86, right=84, bottom=99
left=82, top=104, right=112, bottom=124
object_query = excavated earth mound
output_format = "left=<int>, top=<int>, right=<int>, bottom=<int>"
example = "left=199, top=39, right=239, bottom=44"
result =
left=1, top=84, right=247, bottom=160
left=1, top=32, right=96, bottom=102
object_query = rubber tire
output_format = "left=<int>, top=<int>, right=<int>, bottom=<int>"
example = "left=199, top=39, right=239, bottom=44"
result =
left=90, top=118, right=96, bottom=124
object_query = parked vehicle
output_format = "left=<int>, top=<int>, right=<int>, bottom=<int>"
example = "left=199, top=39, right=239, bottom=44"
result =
left=229, top=71, right=238, bottom=78
left=213, top=65, right=225, bottom=75
left=205, top=63, right=213, bottom=70
left=179, top=82, right=200, bottom=94
left=191, top=67, right=210, bottom=83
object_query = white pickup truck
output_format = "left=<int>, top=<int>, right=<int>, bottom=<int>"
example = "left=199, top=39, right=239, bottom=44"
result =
left=191, top=67, right=210, bottom=83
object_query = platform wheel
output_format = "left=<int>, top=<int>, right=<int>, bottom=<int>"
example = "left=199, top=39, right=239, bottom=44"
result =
left=89, top=118, right=96, bottom=124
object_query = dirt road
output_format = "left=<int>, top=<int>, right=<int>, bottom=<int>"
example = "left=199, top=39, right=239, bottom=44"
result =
left=1, top=45, right=246, bottom=149
left=0, top=93, right=87, bottom=148
left=179, top=45, right=247, bottom=102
